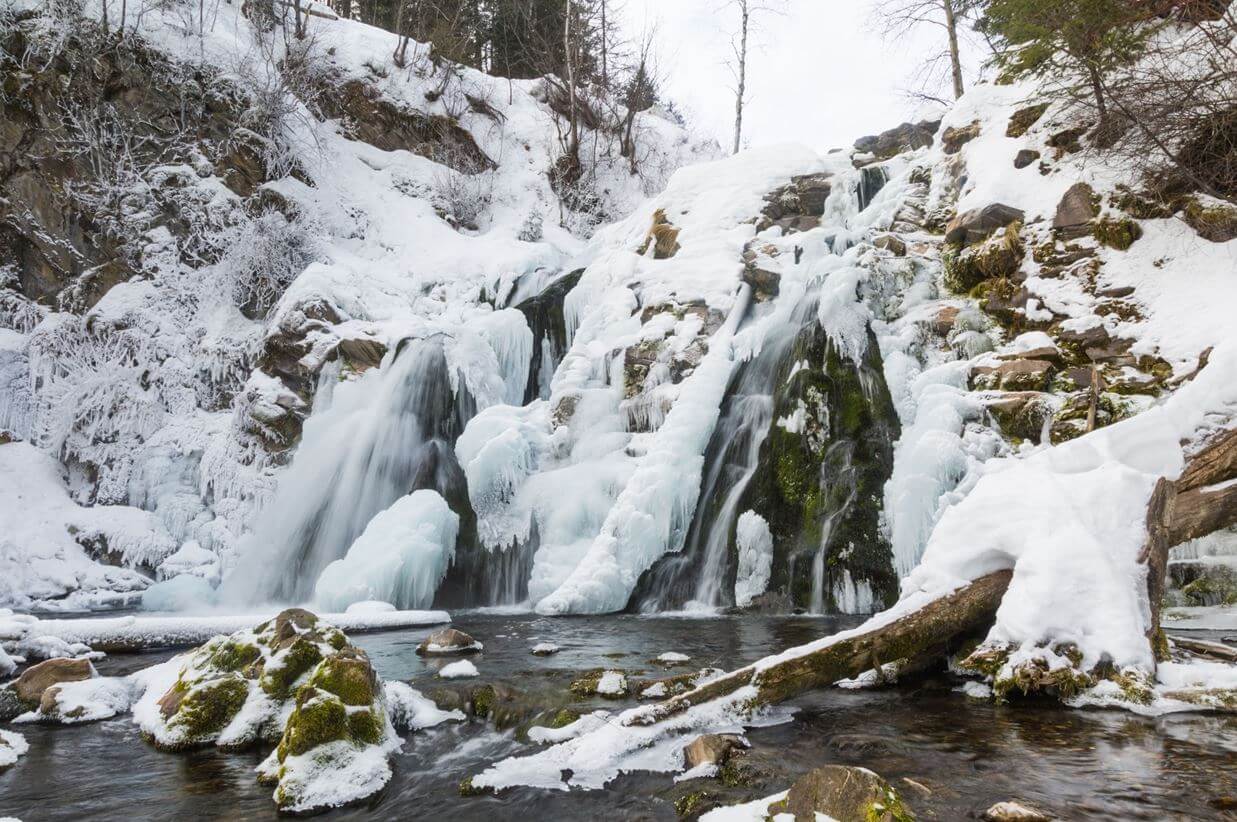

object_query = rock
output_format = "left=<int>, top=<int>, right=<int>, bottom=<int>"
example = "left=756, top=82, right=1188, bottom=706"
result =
left=569, top=669, right=629, bottom=699
left=770, top=765, right=913, bottom=822
left=941, top=121, right=981, bottom=154
left=1093, top=216, right=1142, bottom=250
left=1047, top=127, right=1086, bottom=155
left=416, top=628, right=483, bottom=655
left=943, top=224, right=1024, bottom=293
left=927, top=305, right=960, bottom=337
left=530, top=643, right=560, bottom=656
left=1183, top=198, right=1237, bottom=243
left=983, top=800, right=1054, bottom=821
left=873, top=234, right=907, bottom=256
left=742, top=262, right=781, bottom=302
left=0, top=688, right=26, bottom=722
left=13, top=657, right=93, bottom=704
left=853, top=120, right=940, bottom=160
left=1013, top=149, right=1041, bottom=170
left=1006, top=104, right=1049, bottom=138
left=944, top=204, right=1026, bottom=246
left=792, top=173, right=834, bottom=216
left=1097, top=285, right=1135, bottom=299
left=985, top=392, right=1055, bottom=443
left=972, top=359, right=1055, bottom=392
left=1053, top=182, right=1099, bottom=233
left=638, top=208, right=682, bottom=259
left=683, top=734, right=745, bottom=769
left=334, top=336, right=387, bottom=372
left=998, top=347, right=1064, bottom=368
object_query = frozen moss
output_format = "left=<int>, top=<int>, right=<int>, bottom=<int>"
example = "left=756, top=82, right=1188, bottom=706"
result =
left=277, top=688, right=349, bottom=761
left=1093, top=216, right=1142, bottom=250
left=307, top=651, right=376, bottom=707
left=167, top=674, right=248, bottom=744
left=260, top=638, right=323, bottom=699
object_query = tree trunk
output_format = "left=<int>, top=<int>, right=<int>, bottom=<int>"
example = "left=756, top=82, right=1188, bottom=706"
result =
left=1087, top=63, right=1108, bottom=121
left=626, top=570, right=1012, bottom=726
left=732, top=2, right=749, bottom=155
left=942, top=0, right=964, bottom=100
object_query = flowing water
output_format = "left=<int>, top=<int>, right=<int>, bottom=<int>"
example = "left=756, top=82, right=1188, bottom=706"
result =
left=4, top=615, right=1235, bottom=821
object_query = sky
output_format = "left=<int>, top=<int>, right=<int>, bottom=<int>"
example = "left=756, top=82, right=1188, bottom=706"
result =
left=618, top=0, right=984, bottom=153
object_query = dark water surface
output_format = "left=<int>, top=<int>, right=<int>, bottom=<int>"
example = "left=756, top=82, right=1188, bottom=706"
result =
left=2, top=612, right=1235, bottom=820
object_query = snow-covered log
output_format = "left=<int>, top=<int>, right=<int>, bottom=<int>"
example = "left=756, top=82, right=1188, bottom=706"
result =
left=626, top=570, right=1012, bottom=726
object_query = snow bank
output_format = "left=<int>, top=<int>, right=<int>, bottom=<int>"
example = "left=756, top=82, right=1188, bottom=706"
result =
left=384, top=681, right=465, bottom=730
left=0, top=729, right=29, bottom=769
left=313, top=490, right=459, bottom=612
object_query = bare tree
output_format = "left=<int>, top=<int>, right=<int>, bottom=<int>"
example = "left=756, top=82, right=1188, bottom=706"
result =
left=721, top=0, right=784, bottom=155
left=871, top=0, right=974, bottom=101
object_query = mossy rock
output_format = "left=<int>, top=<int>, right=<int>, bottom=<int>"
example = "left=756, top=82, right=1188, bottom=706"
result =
left=1006, top=103, right=1049, bottom=138
left=307, top=649, right=377, bottom=707
left=260, top=637, right=323, bottom=699
left=675, top=789, right=719, bottom=819
left=769, top=765, right=914, bottom=822
left=206, top=639, right=262, bottom=674
left=1093, top=216, right=1142, bottom=250
left=1181, top=566, right=1237, bottom=606
left=1183, top=198, right=1237, bottom=243
left=347, top=707, right=385, bottom=745
left=166, top=674, right=249, bottom=746
left=277, top=687, right=349, bottom=761
left=1110, top=187, right=1175, bottom=220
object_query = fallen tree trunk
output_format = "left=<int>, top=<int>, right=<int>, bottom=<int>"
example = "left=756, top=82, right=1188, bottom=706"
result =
left=1169, top=635, right=1237, bottom=663
left=626, top=570, right=1012, bottom=726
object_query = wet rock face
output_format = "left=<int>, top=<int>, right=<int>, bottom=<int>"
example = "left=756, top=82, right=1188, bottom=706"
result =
left=770, top=765, right=913, bottom=822
left=739, top=322, right=901, bottom=612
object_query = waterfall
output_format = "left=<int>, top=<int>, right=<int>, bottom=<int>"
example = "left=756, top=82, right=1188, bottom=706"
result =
left=222, top=337, right=470, bottom=606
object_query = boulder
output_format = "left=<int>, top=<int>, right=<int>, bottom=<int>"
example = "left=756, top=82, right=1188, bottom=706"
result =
left=983, top=800, right=1054, bottom=821
left=13, top=657, right=93, bottom=705
left=927, top=305, right=960, bottom=337
left=1013, top=149, right=1041, bottom=170
left=792, top=173, right=834, bottom=216
left=972, top=359, right=1055, bottom=392
left=1183, top=198, right=1237, bottom=243
left=334, top=336, right=387, bottom=372
left=742, top=262, right=781, bottom=302
left=1053, top=182, right=1099, bottom=232
left=1006, top=104, right=1049, bottom=138
left=416, top=628, right=483, bottom=655
left=683, top=733, right=745, bottom=769
left=944, top=204, right=1025, bottom=246
left=942, top=121, right=981, bottom=154
left=770, top=765, right=914, bottom=822
left=0, top=688, right=26, bottom=722
left=985, top=392, right=1055, bottom=443
left=873, top=234, right=907, bottom=256
left=853, top=120, right=940, bottom=160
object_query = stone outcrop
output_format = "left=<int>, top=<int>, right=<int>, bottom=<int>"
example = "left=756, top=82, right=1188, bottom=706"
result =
left=769, top=765, right=914, bottom=822
left=942, top=121, right=981, bottom=154
left=683, top=733, right=745, bottom=769
left=944, top=204, right=1026, bottom=246
left=12, top=657, right=94, bottom=705
left=416, top=628, right=483, bottom=655
left=853, top=120, right=940, bottom=160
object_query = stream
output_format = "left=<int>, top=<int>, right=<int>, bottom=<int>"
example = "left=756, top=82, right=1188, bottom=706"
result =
left=2, top=613, right=1235, bottom=820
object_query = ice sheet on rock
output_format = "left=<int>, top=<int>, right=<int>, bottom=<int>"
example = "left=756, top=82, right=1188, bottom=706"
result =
left=0, top=729, right=29, bottom=768
left=438, top=660, right=479, bottom=679
left=384, top=681, right=465, bottom=730
left=313, top=490, right=459, bottom=611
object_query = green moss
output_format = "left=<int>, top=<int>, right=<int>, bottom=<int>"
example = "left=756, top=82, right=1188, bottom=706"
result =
left=168, top=675, right=248, bottom=740
left=545, top=707, right=580, bottom=728
left=675, top=790, right=714, bottom=818
left=347, top=707, right=384, bottom=744
left=1183, top=198, right=1237, bottom=243
left=207, top=640, right=262, bottom=673
left=277, top=688, right=348, bottom=761
left=867, top=785, right=915, bottom=822
left=1093, top=216, right=1142, bottom=250
left=1006, top=103, right=1049, bottom=138
left=307, top=652, right=376, bottom=707
left=260, top=638, right=323, bottom=699
left=471, top=684, right=496, bottom=717
left=1182, top=568, right=1237, bottom=606
left=942, top=243, right=983, bottom=293
left=458, top=776, right=486, bottom=797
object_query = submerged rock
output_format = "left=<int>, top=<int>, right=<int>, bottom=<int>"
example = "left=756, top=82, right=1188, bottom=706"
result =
left=416, top=628, right=483, bottom=655
left=984, top=800, right=1054, bottom=821
left=683, top=734, right=745, bottom=769
left=769, top=765, right=914, bottom=822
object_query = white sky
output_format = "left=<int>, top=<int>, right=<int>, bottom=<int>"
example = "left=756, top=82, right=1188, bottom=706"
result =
left=619, top=0, right=983, bottom=153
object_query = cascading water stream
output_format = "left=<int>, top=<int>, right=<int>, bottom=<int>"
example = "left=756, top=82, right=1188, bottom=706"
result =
left=221, top=337, right=469, bottom=606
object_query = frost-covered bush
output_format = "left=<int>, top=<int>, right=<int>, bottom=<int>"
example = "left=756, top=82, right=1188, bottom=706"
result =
left=517, top=210, right=544, bottom=243
left=224, top=209, right=319, bottom=318
left=431, top=151, right=493, bottom=231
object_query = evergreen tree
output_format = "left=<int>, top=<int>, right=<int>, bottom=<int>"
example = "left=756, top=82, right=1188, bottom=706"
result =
left=981, top=0, right=1153, bottom=122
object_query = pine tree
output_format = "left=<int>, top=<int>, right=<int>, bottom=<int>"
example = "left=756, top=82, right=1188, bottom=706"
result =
left=981, top=0, right=1153, bottom=123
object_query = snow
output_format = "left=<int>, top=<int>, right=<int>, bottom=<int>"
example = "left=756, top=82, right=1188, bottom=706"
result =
left=698, top=792, right=793, bottom=822
left=345, top=600, right=397, bottom=614
left=438, top=660, right=479, bottom=679
left=14, top=609, right=448, bottom=651
left=384, top=681, right=465, bottom=730
left=264, top=739, right=394, bottom=815
left=313, top=490, right=460, bottom=612
left=531, top=642, right=560, bottom=655
left=142, top=575, right=219, bottom=611
left=0, top=729, right=29, bottom=769
left=657, top=652, right=691, bottom=664
left=734, top=511, right=774, bottom=608
left=596, top=670, right=628, bottom=696
left=17, top=675, right=138, bottom=724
